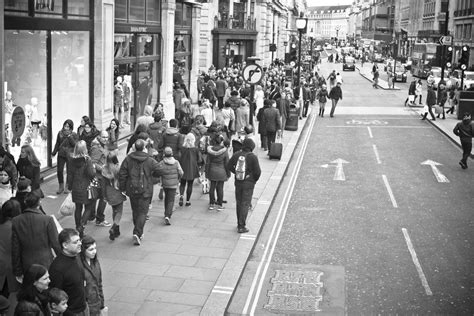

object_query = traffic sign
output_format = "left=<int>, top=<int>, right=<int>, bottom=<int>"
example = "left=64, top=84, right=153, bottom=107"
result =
left=439, top=35, right=452, bottom=46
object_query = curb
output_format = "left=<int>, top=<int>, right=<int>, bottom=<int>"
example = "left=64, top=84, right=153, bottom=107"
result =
left=356, top=66, right=401, bottom=90
left=200, top=112, right=312, bottom=316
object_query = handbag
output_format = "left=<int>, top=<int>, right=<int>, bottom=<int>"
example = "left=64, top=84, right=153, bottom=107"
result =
left=87, top=177, right=100, bottom=200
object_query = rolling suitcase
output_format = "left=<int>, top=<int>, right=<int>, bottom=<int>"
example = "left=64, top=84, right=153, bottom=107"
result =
left=268, top=141, right=283, bottom=160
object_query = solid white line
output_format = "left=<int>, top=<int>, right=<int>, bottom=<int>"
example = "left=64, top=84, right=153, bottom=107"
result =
left=372, top=144, right=381, bottom=164
left=402, top=228, right=433, bottom=296
left=382, top=175, right=398, bottom=208
left=244, top=112, right=318, bottom=316
left=367, top=126, right=373, bottom=138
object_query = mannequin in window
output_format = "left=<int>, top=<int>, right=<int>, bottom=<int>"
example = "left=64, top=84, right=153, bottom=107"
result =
left=114, top=76, right=124, bottom=128
left=122, top=75, right=132, bottom=126
left=25, top=97, right=42, bottom=145
left=138, top=76, right=150, bottom=116
left=4, top=91, right=16, bottom=147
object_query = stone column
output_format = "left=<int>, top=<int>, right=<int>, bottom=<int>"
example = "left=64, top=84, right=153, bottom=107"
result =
left=190, top=3, right=202, bottom=104
left=93, top=0, right=115, bottom=130
left=160, top=0, right=176, bottom=121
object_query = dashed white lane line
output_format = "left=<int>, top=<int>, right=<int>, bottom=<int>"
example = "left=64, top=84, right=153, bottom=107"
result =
left=367, top=126, right=373, bottom=138
left=372, top=144, right=381, bottom=164
left=402, top=228, right=433, bottom=296
left=382, top=175, right=398, bottom=208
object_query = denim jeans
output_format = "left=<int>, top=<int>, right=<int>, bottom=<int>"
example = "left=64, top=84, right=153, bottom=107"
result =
left=163, top=188, right=176, bottom=218
left=112, top=202, right=124, bottom=225
left=88, top=198, right=107, bottom=222
left=209, top=180, right=224, bottom=205
left=130, top=195, right=151, bottom=237
left=74, top=201, right=93, bottom=229
left=461, top=140, right=472, bottom=165
left=330, top=99, right=339, bottom=117
left=234, top=183, right=254, bottom=229
left=57, top=155, right=68, bottom=184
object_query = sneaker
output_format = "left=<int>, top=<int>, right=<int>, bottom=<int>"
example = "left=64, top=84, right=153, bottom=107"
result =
left=185, top=202, right=191, bottom=207
left=209, top=204, right=215, bottom=210
left=179, top=195, right=184, bottom=206
left=133, top=234, right=141, bottom=246
left=146, top=215, right=150, bottom=221
left=96, top=221, right=112, bottom=227
left=217, top=205, right=225, bottom=212
left=459, top=161, right=468, bottom=169
left=164, top=217, right=171, bottom=225
left=238, top=227, right=249, bottom=233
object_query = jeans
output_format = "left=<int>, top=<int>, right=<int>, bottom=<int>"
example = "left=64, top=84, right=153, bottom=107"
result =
left=303, top=100, right=310, bottom=117
left=163, top=188, right=176, bottom=218
left=130, top=195, right=151, bottom=237
left=260, top=135, right=268, bottom=150
left=281, top=115, right=287, bottom=131
left=209, top=180, right=224, bottom=205
left=57, top=155, right=68, bottom=184
left=88, top=198, right=107, bottom=222
left=330, top=99, right=339, bottom=117
left=461, top=140, right=472, bottom=165
left=319, top=102, right=326, bottom=116
left=234, top=183, right=254, bottom=229
left=266, top=131, right=276, bottom=152
left=111, top=202, right=124, bottom=225
left=179, top=179, right=194, bottom=202
left=74, top=201, right=93, bottom=229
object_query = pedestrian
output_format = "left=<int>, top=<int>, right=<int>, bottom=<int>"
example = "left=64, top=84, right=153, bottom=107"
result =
left=147, top=110, right=166, bottom=158
left=221, top=101, right=236, bottom=139
left=106, top=118, right=120, bottom=151
left=200, top=100, right=214, bottom=127
left=316, top=84, right=329, bottom=117
left=227, top=138, right=261, bottom=233
left=0, top=199, right=21, bottom=300
left=262, top=100, right=282, bottom=153
left=79, top=122, right=99, bottom=152
left=12, top=192, right=60, bottom=283
left=437, top=83, right=448, bottom=119
left=329, top=82, right=343, bottom=118
left=52, top=119, right=77, bottom=195
left=11, top=177, right=30, bottom=211
left=446, top=86, right=457, bottom=115
left=178, top=133, right=203, bottom=207
left=372, top=65, right=379, bottom=89
left=67, top=140, right=96, bottom=237
left=14, top=264, right=50, bottom=316
left=387, top=70, right=394, bottom=89
left=119, top=139, right=160, bottom=245
left=453, top=113, right=474, bottom=169
left=254, top=85, right=265, bottom=115
left=135, top=105, right=154, bottom=129
left=160, top=119, right=184, bottom=161
left=101, top=152, right=126, bottom=241
left=47, top=288, right=69, bottom=315
left=234, top=98, right=250, bottom=135
left=206, top=134, right=230, bottom=211
left=79, top=235, right=106, bottom=316
left=215, top=75, right=228, bottom=109
left=49, top=228, right=88, bottom=316
left=156, top=147, right=184, bottom=226
left=89, top=131, right=111, bottom=227
left=414, top=79, right=423, bottom=105
left=302, top=83, right=311, bottom=118
left=421, top=84, right=437, bottom=121
left=278, top=92, right=291, bottom=131
left=77, top=116, right=91, bottom=137
left=0, top=156, right=16, bottom=205
left=327, top=70, right=337, bottom=90
left=405, top=79, right=417, bottom=106
left=16, top=144, right=41, bottom=193
left=178, top=98, right=194, bottom=134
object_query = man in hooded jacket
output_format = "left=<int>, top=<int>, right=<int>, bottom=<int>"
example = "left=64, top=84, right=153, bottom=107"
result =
left=453, top=112, right=474, bottom=169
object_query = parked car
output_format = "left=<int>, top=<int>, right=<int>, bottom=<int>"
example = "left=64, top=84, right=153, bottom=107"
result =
left=342, top=56, right=356, bottom=71
left=451, top=69, right=474, bottom=90
left=388, top=64, right=408, bottom=82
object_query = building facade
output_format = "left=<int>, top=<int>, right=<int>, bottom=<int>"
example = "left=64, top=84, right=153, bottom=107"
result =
left=306, top=5, right=351, bottom=43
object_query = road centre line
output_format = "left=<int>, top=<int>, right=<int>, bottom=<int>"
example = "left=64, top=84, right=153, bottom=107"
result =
left=242, top=109, right=317, bottom=315
left=367, top=126, right=373, bottom=138
left=402, top=228, right=433, bottom=296
left=382, top=175, right=398, bottom=208
left=372, top=145, right=381, bottom=164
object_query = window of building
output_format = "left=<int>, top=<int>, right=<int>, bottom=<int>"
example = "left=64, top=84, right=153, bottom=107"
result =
left=115, top=0, right=161, bottom=24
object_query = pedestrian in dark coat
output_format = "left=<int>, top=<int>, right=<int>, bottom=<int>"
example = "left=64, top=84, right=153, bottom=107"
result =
left=67, top=140, right=96, bottom=236
left=160, top=119, right=185, bottom=160
left=178, top=133, right=203, bottom=207
left=256, top=102, right=270, bottom=150
left=453, top=113, right=474, bottom=169
left=262, top=100, right=282, bottom=152
left=52, top=119, right=77, bottom=194
left=421, top=84, right=437, bottom=120
left=16, top=144, right=41, bottom=192
left=126, top=123, right=148, bottom=154
left=437, top=83, right=448, bottom=119
left=329, top=82, right=343, bottom=118
left=80, top=235, right=105, bottom=316
left=12, top=193, right=60, bottom=280
left=405, top=79, right=417, bottom=106
left=79, top=122, right=99, bottom=152
left=14, top=264, right=51, bottom=316
left=206, top=134, right=230, bottom=210
left=147, top=111, right=166, bottom=155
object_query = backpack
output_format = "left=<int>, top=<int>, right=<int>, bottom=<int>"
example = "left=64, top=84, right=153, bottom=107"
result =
left=129, top=160, right=145, bottom=195
left=235, top=154, right=247, bottom=181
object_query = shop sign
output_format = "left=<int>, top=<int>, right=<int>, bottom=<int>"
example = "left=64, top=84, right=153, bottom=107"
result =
left=11, top=106, right=26, bottom=139
left=131, top=26, right=148, bottom=32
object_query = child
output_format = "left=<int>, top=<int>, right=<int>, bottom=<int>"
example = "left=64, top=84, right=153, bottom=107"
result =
left=48, top=287, right=69, bottom=315
left=157, top=147, right=183, bottom=225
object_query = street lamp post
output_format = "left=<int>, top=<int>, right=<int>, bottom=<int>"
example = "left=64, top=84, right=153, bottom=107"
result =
left=309, top=28, right=315, bottom=71
left=295, top=15, right=307, bottom=92
left=335, top=25, right=341, bottom=47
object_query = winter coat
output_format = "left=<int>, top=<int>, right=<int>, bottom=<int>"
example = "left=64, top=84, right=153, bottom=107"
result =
left=79, top=129, right=100, bottom=152
left=11, top=208, right=60, bottom=277
left=262, top=107, right=281, bottom=133
left=67, top=156, right=96, bottom=204
left=278, top=98, right=291, bottom=119
left=317, top=89, right=329, bottom=103
left=426, top=87, right=437, bottom=106
left=235, top=106, right=250, bottom=133
left=52, top=130, right=78, bottom=158
left=257, top=106, right=269, bottom=136
left=205, top=145, right=230, bottom=181
left=14, top=294, right=50, bottom=316
left=119, top=150, right=161, bottom=198
left=179, top=147, right=203, bottom=181
left=408, top=80, right=416, bottom=95
left=160, top=127, right=184, bottom=160
left=0, top=220, right=19, bottom=294
left=80, top=257, right=104, bottom=316
left=16, top=157, right=41, bottom=191
left=453, top=119, right=474, bottom=142
left=215, top=79, right=228, bottom=97
left=156, top=157, right=183, bottom=189
left=228, top=148, right=261, bottom=188
left=226, top=96, right=242, bottom=112
left=329, top=86, right=343, bottom=100
left=438, top=88, right=448, bottom=105
left=89, top=138, right=108, bottom=176
left=101, top=168, right=126, bottom=206
left=147, top=121, right=166, bottom=151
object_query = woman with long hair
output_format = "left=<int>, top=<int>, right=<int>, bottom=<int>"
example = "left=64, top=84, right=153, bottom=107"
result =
left=205, top=134, right=230, bottom=211
left=101, top=152, right=126, bottom=241
left=67, top=140, right=96, bottom=236
left=80, top=235, right=105, bottom=316
left=14, top=264, right=50, bottom=316
left=16, top=144, right=41, bottom=192
left=79, top=122, right=99, bottom=152
left=178, top=133, right=203, bottom=207
left=51, top=119, right=77, bottom=194
left=77, top=115, right=91, bottom=136
left=106, top=118, right=120, bottom=151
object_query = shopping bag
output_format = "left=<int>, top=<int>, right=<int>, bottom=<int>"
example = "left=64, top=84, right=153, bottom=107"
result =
left=408, top=95, right=415, bottom=103
left=422, top=105, right=429, bottom=114
left=59, top=193, right=75, bottom=217
left=434, top=104, right=443, bottom=114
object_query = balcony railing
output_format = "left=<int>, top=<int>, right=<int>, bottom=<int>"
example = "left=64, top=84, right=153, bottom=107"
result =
left=214, top=15, right=257, bottom=31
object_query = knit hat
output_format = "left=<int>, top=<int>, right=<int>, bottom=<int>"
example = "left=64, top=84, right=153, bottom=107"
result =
left=17, top=176, right=32, bottom=191
left=242, top=138, right=255, bottom=152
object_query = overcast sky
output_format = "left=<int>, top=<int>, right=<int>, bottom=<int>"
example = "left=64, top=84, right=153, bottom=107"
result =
left=307, top=0, right=352, bottom=6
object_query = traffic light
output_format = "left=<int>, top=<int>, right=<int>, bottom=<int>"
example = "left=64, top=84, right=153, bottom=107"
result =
left=290, top=43, right=298, bottom=64
left=445, top=46, right=453, bottom=68
left=459, top=45, right=470, bottom=70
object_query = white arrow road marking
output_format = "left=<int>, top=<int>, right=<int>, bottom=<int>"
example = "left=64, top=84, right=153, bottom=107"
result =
left=332, top=158, right=349, bottom=181
left=421, top=160, right=450, bottom=183
left=320, top=164, right=329, bottom=168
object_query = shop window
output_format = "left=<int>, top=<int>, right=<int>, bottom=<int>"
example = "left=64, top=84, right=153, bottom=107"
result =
left=138, top=35, right=155, bottom=56
left=114, top=34, right=136, bottom=58
left=4, top=0, right=29, bottom=16
left=183, top=4, right=193, bottom=27
left=175, top=2, right=183, bottom=26
left=68, top=0, right=91, bottom=19
left=147, top=0, right=161, bottom=24
left=34, top=0, right=63, bottom=18
left=115, top=0, right=127, bottom=21
left=130, top=0, right=146, bottom=23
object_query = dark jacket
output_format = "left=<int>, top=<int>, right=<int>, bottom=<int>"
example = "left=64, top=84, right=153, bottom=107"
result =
left=67, top=156, right=96, bottom=204
left=79, top=129, right=100, bottom=152
left=160, top=127, right=184, bottom=160
left=80, top=257, right=104, bottom=316
left=179, top=147, right=203, bottom=180
left=329, top=86, right=343, bottom=100
left=12, top=191, right=28, bottom=211
left=262, top=107, right=282, bottom=133
left=317, top=88, right=329, bottom=103
left=52, top=130, right=78, bottom=158
left=408, top=80, right=417, bottom=95
left=0, top=220, right=19, bottom=294
left=215, top=78, right=228, bottom=97
left=101, top=168, right=126, bottom=206
left=16, top=157, right=41, bottom=191
left=426, top=87, right=437, bottom=106
left=226, top=95, right=242, bottom=112
left=14, top=294, right=50, bottom=316
left=438, top=88, right=448, bottom=105
left=453, top=119, right=474, bottom=142
left=89, top=138, right=107, bottom=176
left=156, top=157, right=184, bottom=189
left=147, top=121, right=166, bottom=152
left=257, top=106, right=269, bottom=135
left=11, top=208, right=60, bottom=277
left=278, top=98, right=291, bottom=119
left=205, top=145, right=230, bottom=181
left=119, top=150, right=160, bottom=198
left=228, top=148, right=261, bottom=188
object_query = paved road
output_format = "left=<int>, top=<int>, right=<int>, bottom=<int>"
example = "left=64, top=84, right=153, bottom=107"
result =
left=228, top=62, right=474, bottom=315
